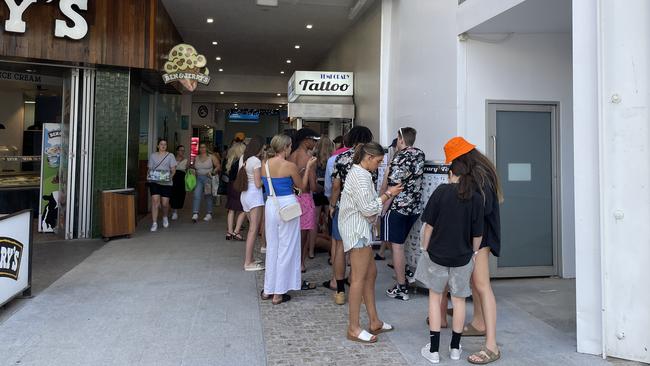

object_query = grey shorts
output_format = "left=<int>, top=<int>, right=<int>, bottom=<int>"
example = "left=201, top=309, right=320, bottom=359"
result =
left=414, top=254, right=474, bottom=298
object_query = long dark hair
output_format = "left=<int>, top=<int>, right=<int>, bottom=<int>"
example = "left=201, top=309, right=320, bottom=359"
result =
left=454, top=149, right=504, bottom=203
left=243, top=136, right=264, bottom=162
left=352, top=142, right=384, bottom=165
left=450, top=159, right=478, bottom=201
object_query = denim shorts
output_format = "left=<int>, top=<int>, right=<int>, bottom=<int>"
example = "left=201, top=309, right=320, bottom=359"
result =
left=331, top=208, right=342, bottom=241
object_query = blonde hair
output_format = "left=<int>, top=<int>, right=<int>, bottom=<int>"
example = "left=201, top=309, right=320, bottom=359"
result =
left=315, top=136, right=335, bottom=169
left=268, top=134, right=292, bottom=157
left=226, top=142, right=246, bottom=171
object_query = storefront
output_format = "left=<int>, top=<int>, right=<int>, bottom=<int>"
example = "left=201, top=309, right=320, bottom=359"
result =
left=0, top=0, right=183, bottom=239
left=287, top=71, right=355, bottom=138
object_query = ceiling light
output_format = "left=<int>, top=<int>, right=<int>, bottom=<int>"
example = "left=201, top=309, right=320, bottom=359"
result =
left=25, top=69, right=34, bottom=73
left=294, top=45, right=301, bottom=49
left=234, top=103, right=238, bottom=106
left=306, top=24, right=313, bottom=29
left=24, top=100, right=36, bottom=104
left=212, top=41, right=218, bottom=45
left=280, top=71, right=285, bottom=74
left=286, top=59, right=292, bottom=64
left=218, top=68, right=223, bottom=72
left=207, top=18, right=214, bottom=23
left=220, top=92, right=224, bottom=95
left=215, top=57, right=221, bottom=61
left=276, top=93, right=281, bottom=96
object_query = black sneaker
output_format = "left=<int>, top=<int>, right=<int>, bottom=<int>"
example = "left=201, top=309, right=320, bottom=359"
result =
left=405, top=267, right=416, bottom=284
left=386, top=285, right=410, bottom=301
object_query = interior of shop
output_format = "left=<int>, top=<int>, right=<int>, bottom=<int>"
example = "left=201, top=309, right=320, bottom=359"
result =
left=0, top=63, right=64, bottom=234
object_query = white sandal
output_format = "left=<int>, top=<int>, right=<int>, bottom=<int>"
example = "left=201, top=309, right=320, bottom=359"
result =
left=244, top=263, right=265, bottom=271
left=346, top=329, right=377, bottom=344
left=370, top=322, right=394, bottom=335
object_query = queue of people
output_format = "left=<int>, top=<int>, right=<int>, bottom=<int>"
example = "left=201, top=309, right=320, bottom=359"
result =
left=145, top=127, right=502, bottom=365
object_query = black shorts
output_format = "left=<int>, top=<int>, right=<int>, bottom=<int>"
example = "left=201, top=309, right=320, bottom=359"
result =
left=313, top=192, right=329, bottom=207
left=149, top=183, right=173, bottom=198
left=380, top=210, right=419, bottom=244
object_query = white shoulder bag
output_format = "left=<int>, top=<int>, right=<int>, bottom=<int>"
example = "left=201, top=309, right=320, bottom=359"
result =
left=264, top=161, right=302, bottom=222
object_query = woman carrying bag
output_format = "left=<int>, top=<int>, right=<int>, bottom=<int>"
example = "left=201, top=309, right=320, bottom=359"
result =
left=191, top=143, right=221, bottom=223
left=260, top=134, right=316, bottom=305
left=147, top=138, right=177, bottom=232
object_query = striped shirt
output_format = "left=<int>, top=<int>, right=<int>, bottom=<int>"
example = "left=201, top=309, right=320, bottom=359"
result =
left=338, top=164, right=383, bottom=252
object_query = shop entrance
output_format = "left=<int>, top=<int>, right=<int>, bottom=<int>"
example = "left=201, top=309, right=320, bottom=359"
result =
left=0, top=62, right=94, bottom=239
left=487, top=102, right=560, bottom=277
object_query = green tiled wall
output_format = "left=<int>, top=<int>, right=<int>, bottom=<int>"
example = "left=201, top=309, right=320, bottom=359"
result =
left=91, top=69, right=130, bottom=237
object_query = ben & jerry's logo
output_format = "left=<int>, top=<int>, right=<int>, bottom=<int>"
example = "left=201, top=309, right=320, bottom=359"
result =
left=162, top=44, right=210, bottom=92
left=0, top=237, right=23, bottom=280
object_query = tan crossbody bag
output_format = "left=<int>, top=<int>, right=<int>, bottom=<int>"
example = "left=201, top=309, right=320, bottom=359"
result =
left=264, top=161, right=302, bottom=222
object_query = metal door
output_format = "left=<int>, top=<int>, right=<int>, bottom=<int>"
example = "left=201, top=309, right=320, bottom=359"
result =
left=487, top=103, right=560, bottom=277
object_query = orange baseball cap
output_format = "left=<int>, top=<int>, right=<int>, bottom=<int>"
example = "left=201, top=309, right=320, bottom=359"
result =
left=444, top=136, right=475, bottom=163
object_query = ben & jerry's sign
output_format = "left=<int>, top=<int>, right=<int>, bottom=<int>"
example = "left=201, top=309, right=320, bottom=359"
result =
left=2, top=0, right=88, bottom=40
left=162, top=44, right=211, bottom=92
left=0, top=237, right=23, bottom=280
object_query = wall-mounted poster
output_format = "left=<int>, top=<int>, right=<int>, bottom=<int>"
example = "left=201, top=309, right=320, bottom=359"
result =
left=38, top=123, right=62, bottom=233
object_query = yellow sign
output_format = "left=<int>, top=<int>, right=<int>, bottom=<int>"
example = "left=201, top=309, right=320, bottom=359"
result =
left=162, top=44, right=210, bottom=92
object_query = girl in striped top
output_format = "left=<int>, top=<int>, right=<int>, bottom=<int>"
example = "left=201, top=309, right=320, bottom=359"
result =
left=338, top=142, right=403, bottom=344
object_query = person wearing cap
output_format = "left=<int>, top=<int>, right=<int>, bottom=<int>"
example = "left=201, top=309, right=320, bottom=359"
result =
left=289, top=128, right=321, bottom=276
left=441, top=136, right=503, bottom=365
left=383, top=127, right=425, bottom=302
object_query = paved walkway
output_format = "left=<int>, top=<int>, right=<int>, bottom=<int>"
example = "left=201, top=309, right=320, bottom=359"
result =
left=0, top=210, right=642, bottom=365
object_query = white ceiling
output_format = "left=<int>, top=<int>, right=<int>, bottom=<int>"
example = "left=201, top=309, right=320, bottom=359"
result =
left=161, top=0, right=367, bottom=77
left=469, top=0, right=572, bottom=34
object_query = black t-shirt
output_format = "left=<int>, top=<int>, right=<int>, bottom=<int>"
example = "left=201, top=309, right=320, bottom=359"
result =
left=481, top=185, right=501, bottom=257
left=421, top=184, right=484, bottom=267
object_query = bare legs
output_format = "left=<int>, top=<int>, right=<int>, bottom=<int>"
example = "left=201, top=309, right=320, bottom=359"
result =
left=468, top=247, right=499, bottom=361
left=161, top=197, right=170, bottom=219
left=300, top=229, right=309, bottom=272
left=330, top=239, right=345, bottom=289
left=227, top=210, right=246, bottom=234
left=348, top=246, right=382, bottom=339
left=391, top=243, right=407, bottom=285
left=428, top=291, right=465, bottom=345
left=244, top=206, right=263, bottom=267
left=151, top=195, right=161, bottom=223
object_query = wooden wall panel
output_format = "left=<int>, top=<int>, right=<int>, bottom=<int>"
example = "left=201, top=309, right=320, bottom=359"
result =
left=0, top=0, right=181, bottom=70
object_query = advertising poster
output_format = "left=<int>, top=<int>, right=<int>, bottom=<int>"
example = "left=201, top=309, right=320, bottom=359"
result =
left=0, top=210, right=32, bottom=306
left=38, top=123, right=62, bottom=233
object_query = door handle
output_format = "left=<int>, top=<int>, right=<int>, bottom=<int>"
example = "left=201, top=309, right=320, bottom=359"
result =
left=491, top=135, right=497, bottom=164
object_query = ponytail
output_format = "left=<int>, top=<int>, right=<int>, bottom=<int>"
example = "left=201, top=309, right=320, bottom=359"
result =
left=352, top=142, right=384, bottom=164
left=450, top=159, right=478, bottom=201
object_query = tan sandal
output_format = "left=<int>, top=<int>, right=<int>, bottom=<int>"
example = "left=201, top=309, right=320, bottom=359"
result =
left=369, top=322, right=394, bottom=335
left=463, top=323, right=486, bottom=337
left=468, top=347, right=500, bottom=364
left=346, top=329, right=377, bottom=344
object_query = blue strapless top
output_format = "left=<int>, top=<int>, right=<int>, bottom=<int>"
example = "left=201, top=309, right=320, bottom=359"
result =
left=263, top=177, right=294, bottom=197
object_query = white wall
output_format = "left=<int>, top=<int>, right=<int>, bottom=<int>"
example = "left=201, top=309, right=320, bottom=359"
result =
left=458, top=32, right=575, bottom=277
left=383, top=0, right=459, bottom=159
left=0, top=91, right=25, bottom=157
left=318, top=1, right=381, bottom=140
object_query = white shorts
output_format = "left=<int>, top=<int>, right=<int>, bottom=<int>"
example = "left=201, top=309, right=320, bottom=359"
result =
left=240, top=185, right=264, bottom=212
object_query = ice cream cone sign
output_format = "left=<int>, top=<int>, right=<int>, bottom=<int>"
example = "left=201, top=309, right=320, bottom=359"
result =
left=162, top=44, right=211, bottom=92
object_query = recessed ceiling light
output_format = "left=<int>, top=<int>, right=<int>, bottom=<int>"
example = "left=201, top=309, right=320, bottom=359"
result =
left=277, top=93, right=281, bottom=96
left=212, top=41, right=218, bottom=45
left=207, top=18, right=214, bottom=23
left=280, top=71, right=285, bottom=74
left=25, top=69, right=34, bottom=73
left=286, top=59, right=292, bottom=64
left=294, top=45, right=300, bottom=49
left=306, top=24, right=313, bottom=29
left=234, top=103, right=238, bottom=106
left=215, top=57, right=221, bottom=61
left=218, top=68, right=223, bottom=72
left=279, top=104, right=283, bottom=107
left=220, top=91, right=224, bottom=95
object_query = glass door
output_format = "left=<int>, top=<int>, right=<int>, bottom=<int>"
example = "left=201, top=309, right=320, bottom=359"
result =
left=487, top=103, right=560, bottom=277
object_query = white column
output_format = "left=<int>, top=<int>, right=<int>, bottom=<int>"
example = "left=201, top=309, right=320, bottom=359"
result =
left=379, top=0, right=392, bottom=146
left=572, top=0, right=603, bottom=356
left=598, top=0, right=650, bottom=362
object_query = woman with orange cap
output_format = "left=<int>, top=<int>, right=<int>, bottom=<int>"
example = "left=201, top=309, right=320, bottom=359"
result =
left=443, top=136, right=502, bottom=364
